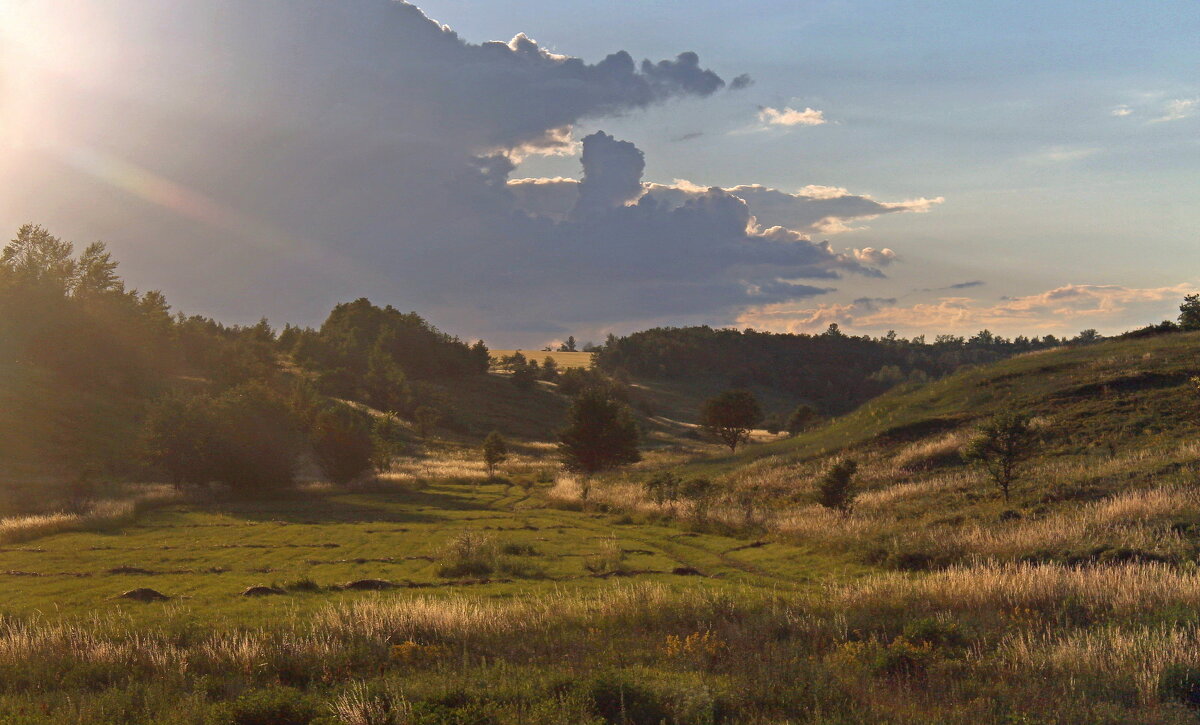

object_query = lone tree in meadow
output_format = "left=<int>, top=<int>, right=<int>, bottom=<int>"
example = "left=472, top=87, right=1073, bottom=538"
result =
left=558, top=388, right=641, bottom=491
left=482, top=431, right=508, bottom=478
left=699, top=389, right=763, bottom=452
left=816, top=459, right=858, bottom=513
left=963, top=411, right=1039, bottom=502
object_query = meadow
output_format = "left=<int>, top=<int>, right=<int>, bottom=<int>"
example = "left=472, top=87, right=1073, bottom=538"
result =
left=3, top=332, right=1200, bottom=723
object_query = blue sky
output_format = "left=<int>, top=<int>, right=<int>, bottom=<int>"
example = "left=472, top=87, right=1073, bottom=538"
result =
left=418, top=0, right=1200, bottom=339
left=3, top=1, right=1197, bottom=345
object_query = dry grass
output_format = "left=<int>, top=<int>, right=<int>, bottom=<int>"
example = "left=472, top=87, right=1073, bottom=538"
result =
left=924, top=485, right=1198, bottom=562
left=824, top=561, right=1200, bottom=617
left=0, top=485, right=181, bottom=545
left=489, top=350, right=594, bottom=370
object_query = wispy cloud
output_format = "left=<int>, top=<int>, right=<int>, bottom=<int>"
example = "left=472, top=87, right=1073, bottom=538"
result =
left=1151, top=98, right=1198, bottom=123
left=1032, top=146, right=1101, bottom=164
left=757, top=106, right=827, bottom=127
left=737, top=283, right=1196, bottom=336
left=1111, top=104, right=1133, bottom=117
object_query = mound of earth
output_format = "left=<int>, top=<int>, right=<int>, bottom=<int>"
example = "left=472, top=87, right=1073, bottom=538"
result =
left=241, top=586, right=287, bottom=597
left=117, top=588, right=169, bottom=602
left=109, top=566, right=157, bottom=575
left=342, top=579, right=396, bottom=591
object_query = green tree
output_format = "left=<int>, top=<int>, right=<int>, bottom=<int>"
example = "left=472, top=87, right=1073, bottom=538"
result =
left=786, top=403, right=817, bottom=435
left=142, top=392, right=219, bottom=487
left=699, top=389, right=763, bottom=452
left=309, top=404, right=376, bottom=484
left=362, top=340, right=411, bottom=412
left=371, top=411, right=405, bottom=472
left=963, top=411, right=1039, bottom=502
left=816, top=459, right=858, bottom=513
left=1180, top=294, right=1200, bottom=331
left=482, top=430, right=508, bottom=478
left=413, top=405, right=441, bottom=439
left=558, top=388, right=641, bottom=480
left=540, top=356, right=559, bottom=381
left=209, top=383, right=303, bottom=492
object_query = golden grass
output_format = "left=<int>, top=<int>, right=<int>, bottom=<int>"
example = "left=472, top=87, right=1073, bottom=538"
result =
left=489, top=350, right=594, bottom=369
left=0, top=485, right=181, bottom=545
left=934, top=485, right=1197, bottom=561
left=825, top=561, right=1200, bottom=617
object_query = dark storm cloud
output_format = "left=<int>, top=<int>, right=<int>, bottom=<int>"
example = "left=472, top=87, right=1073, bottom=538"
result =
left=4, top=0, right=890, bottom=342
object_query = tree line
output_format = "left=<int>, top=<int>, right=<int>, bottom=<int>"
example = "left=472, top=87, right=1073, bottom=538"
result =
left=594, top=324, right=1097, bottom=414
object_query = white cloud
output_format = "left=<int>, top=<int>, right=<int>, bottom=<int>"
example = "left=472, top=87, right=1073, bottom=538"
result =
left=852, top=247, right=897, bottom=266
left=1111, top=104, right=1133, bottom=117
left=757, top=106, right=827, bottom=127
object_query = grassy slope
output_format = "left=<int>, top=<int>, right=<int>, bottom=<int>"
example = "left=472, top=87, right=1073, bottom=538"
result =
left=681, top=330, right=1200, bottom=478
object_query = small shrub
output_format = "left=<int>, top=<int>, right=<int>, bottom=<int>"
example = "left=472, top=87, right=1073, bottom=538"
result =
left=584, top=536, right=627, bottom=574
left=436, top=531, right=495, bottom=578
left=871, top=637, right=934, bottom=679
left=901, top=617, right=967, bottom=650
left=1160, top=663, right=1200, bottom=708
left=283, top=577, right=322, bottom=592
left=219, top=686, right=319, bottom=725
left=816, top=459, right=858, bottom=513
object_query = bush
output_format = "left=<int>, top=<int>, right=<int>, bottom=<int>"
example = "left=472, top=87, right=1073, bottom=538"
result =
left=142, top=392, right=219, bottom=486
left=437, top=531, right=495, bottom=578
left=309, top=404, right=376, bottom=484
left=142, top=384, right=302, bottom=492
left=586, top=671, right=672, bottom=725
left=210, top=384, right=303, bottom=492
left=1160, top=663, right=1200, bottom=708
left=816, top=459, right=858, bottom=512
left=218, top=686, right=319, bottom=725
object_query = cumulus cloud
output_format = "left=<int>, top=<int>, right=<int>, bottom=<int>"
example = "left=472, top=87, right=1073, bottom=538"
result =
left=758, top=106, right=827, bottom=127
left=737, top=283, right=1196, bottom=336
left=852, top=247, right=897, bottom=266
left=575, top=132, right=646, bottom=215
left=1, top=0, right=923, bottom=342
left=508, top=178, right=942, bottom=238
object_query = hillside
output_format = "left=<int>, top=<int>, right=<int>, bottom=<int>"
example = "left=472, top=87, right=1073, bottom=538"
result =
left=568, top=330, right=1200, bottom=574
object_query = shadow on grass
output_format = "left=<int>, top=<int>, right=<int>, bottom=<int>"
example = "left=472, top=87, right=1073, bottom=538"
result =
left=201, top=484, right=497, bottom=525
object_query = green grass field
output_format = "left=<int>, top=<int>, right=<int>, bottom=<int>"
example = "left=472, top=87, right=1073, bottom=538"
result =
left=7, top=332, right=1200, bottom=723
left=0, top=478, right=856, bottom=621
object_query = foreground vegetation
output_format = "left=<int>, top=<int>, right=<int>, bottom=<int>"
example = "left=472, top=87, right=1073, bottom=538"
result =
left=8, top=224, right=1200, bottom=722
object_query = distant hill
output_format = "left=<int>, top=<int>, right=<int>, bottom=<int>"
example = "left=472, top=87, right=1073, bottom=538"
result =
left=595, top=325, right=1070, bottom=414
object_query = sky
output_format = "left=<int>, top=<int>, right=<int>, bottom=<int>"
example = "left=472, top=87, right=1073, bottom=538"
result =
left=2, top=0, right=1197, bottom=347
